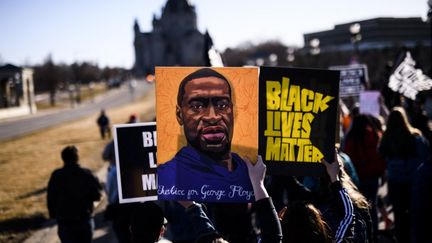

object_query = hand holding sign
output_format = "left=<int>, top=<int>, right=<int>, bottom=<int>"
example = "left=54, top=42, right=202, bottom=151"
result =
left=322, top=149, right=342, bottom=183
left=245, top=155, right=268, bottom=201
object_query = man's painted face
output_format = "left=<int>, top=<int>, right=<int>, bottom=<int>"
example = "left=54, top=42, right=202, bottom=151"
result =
left=177, top=76, right=233, bottom=154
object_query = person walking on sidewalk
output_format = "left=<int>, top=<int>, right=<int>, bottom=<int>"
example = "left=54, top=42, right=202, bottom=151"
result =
left=97, top=109, right=110, bottom=139
left=47, top=145, right=102, bottom=243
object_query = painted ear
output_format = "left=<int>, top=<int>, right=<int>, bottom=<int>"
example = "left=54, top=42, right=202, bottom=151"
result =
left=176, top=105, right=183, bottom=126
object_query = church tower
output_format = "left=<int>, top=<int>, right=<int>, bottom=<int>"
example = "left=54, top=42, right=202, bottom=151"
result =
left=160, top=0, right=197, bottom=38
left=133, top=0, right=215, bottom=76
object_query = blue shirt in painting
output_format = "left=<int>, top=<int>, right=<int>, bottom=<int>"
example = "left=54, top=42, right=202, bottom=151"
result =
left=157, top=146, right=254, bottom=202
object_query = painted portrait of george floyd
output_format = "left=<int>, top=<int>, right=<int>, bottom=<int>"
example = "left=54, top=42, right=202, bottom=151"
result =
left=156, top=67, right=258, bottom=202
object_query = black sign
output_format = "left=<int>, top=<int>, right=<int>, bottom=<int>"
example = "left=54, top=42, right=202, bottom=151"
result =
left=114, top=122, right=157, bottom=203
left=330, top=64, right=368, bottom=97
left=259, top=67, right=339, bottom=176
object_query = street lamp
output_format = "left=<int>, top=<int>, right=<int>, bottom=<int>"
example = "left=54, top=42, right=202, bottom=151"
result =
left=255, top=58, right=264, bottom=66
left=350, top=23, right=362, bottom=59
left=286, top=47, right=295, bottom=63
left=268, top=53, right=278, bottom=66
left=309, top=38, right=320, bottom=55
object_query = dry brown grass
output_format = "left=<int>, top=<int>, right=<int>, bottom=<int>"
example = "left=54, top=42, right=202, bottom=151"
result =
left=0, top=85, right=155, bottom=243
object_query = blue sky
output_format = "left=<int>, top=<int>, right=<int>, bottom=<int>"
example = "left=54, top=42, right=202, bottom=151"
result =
left=0, top=0, right=429, bottom=68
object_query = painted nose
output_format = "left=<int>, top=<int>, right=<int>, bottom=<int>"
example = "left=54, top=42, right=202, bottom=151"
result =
left=203, top=105, right=221, bottom=124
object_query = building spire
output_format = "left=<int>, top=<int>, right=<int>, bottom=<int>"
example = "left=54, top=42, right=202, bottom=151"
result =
left=133, top=19, right=140, bottom=33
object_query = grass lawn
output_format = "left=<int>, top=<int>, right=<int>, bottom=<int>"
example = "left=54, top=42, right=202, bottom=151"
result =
left=0, top=86, right=155, bottom=243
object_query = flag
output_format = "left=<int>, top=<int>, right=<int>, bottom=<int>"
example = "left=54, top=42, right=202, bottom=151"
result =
left=388, top=51, right=432, bottom=100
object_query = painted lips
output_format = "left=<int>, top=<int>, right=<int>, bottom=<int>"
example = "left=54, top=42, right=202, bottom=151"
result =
left=201, top=127, right=226, bottom=143
left=202, top=132, right=225, bottom=142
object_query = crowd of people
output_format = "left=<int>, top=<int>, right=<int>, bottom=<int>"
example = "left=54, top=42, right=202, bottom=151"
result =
left=47, top=92, right=432, bottom=243
left=338, top=97, right=431, bottom=243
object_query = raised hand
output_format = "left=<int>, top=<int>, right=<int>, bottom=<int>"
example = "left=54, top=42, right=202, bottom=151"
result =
left=322, top=149, right=342, bottom=183
left=245, top=155, right=269, bottom=201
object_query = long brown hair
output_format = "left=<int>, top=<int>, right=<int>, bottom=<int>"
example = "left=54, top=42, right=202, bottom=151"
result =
left=380, top=106, right=422, bottom=159
left=282, top=201, right=332, bottom=243
left=340, top=167, right=369, bottom=210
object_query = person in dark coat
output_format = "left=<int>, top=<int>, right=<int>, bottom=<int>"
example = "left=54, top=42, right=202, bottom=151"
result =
left=379, top=106, right=430, bottom=243
left=342, top=114, right=386, bottom=239
left=47, top=145, right=102, bottom=243
left=97, top=109, right=110, bottom=139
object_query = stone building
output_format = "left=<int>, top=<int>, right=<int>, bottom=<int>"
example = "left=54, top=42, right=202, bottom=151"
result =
left=0, top=64, right=36, bottom=119
left=133, top=0, right=216, bottom=76
left=303, top=17, right=431, bottom=52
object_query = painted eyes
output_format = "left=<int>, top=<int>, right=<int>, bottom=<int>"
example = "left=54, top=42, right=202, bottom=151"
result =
left=188, top=99, right=231, bottom=112
left=215, top=100, right=230, bottom=110
left=190, top=102, right=204, bottom=111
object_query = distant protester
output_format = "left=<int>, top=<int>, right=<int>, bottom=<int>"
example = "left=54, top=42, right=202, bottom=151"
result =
left=379, top=106, right=430, bottom=243
left=97, top=109, right=110, bottom=139
left=342, top=114, right=386, bottom=238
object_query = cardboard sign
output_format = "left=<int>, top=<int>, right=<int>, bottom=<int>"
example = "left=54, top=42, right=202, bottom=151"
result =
left=259, top=67, right=339, bottom=176
left=360, top=91, right=380, bottom=116
left=114, top=122, right=157, bottom=203
left=330, top=64, right=368, bottom=98
left=156, top=67, right=258, bottom=202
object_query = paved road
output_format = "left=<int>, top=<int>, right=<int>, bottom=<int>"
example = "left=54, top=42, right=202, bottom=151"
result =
left=0, top=81, right=152, bottom=141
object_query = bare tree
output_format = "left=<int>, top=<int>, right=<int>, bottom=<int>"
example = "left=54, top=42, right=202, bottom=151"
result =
left=33, top=55, right=65, bottom=106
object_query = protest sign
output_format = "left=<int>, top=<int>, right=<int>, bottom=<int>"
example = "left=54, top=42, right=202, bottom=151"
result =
left=388, top=51, right=432, bottom=100
left=156, top=67, right=258, bottom=202
left=259, top=67, right=339, bottom=176
left=330, top=64, right=368, bottom=98
left=360, top=91, right=380, bottom=116
left=114, top=122, right=157, bottom=203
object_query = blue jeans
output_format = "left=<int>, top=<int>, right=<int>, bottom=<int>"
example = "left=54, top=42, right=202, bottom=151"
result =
left=58, top=218, right=94, bottom=243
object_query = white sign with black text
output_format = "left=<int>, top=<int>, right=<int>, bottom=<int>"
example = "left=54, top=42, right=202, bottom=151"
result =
left=114, top=122, right=157, bottom=203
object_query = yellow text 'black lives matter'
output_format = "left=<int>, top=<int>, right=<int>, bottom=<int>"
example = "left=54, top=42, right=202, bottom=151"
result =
left=265, top=77, right=334, bottom=163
